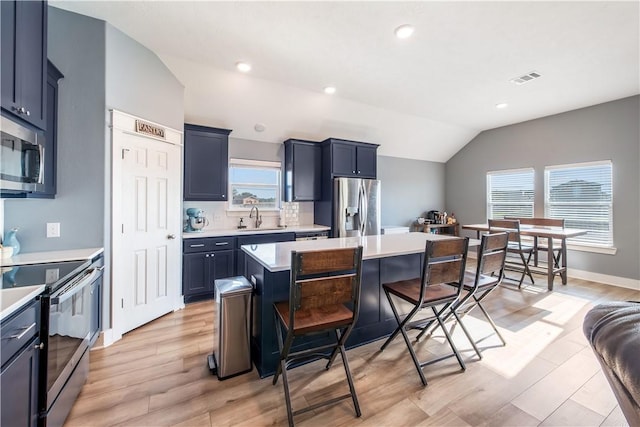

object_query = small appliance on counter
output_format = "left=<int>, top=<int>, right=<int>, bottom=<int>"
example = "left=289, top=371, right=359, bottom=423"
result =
left=185, top=208, right=209, bottom=232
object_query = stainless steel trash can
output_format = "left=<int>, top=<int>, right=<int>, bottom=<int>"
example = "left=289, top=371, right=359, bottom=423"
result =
left=208, top=276, right=253, bottom=380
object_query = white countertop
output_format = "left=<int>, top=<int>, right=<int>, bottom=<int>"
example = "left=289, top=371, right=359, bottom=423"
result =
left=182, top=224, right=330, bottom=239
left=1, top=247, right=104, bottom=267
left=0, top=285, right=45, bottom=322
left=242, top=232, right=477, bottom=272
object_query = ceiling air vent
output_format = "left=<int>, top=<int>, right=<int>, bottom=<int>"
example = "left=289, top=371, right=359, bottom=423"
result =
left=510, top=71, right=542, bottom=85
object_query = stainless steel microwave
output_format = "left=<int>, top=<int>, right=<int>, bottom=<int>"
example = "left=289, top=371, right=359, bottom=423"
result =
left=0, top=115, right=44, bottom=192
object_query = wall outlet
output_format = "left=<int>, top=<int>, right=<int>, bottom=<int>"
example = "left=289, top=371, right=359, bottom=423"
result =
left=46, top=222, right=60, bottom=238
left=45, top=268, right=60, bottom=283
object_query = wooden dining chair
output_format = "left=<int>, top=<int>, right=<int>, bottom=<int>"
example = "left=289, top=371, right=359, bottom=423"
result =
left=488, top=219, right=535, bottom=288
left=272, top=246, right=363, bottom=427
left=380, top=237, right=469, bottom=386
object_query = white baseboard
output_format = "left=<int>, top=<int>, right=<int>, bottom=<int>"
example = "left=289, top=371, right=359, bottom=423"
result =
left=567, top=268, right=640, bottom=290
left=468, top=251, right=639, bottom=290
left=90, top=328, right=120, bottom=349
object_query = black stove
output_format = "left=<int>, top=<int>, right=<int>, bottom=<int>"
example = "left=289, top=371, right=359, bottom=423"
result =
left=1, top=260, right=90, bottom=293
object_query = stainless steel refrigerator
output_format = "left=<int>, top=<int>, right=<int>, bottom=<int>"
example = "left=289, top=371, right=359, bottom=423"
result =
left=334, top=177, right=381, bottom=237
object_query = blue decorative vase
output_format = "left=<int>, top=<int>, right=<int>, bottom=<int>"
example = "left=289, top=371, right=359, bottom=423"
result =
left=4, top=228, right=20, bottom=255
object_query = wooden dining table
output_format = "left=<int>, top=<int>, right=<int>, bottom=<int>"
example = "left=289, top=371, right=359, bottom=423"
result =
left=462, top=224, right=588, bottom=290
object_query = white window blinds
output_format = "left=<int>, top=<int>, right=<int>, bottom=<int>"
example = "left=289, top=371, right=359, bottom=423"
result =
left=486, top=168, right=534, bottom=220
left=545, top=161, right=613, bottom=247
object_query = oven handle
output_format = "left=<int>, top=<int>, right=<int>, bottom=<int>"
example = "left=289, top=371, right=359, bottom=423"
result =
left=50, top=267, right=103, bottom=305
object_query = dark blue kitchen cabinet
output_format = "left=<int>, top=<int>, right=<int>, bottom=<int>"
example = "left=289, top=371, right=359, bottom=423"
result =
left=323, top=138, right=378, bottom=179
left=283, top=139, right=321, bottom=201
left=28, top=61, right=63, bottom=199
left=183, top=237, right=235, bottom=303
left=314, top=138, right=379, bottom=235
left=235, top=233, right=295, bottom=277
left=1, top=0, right=47, bottom=130
left=1, top=300, right=40, bottom=427
left=183, top=124, right=231, bottom=201
left=90, top=277, right=102, bottom=346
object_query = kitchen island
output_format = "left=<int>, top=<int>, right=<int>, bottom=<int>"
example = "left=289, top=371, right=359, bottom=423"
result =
left=241, top=232, right=471, bottom=377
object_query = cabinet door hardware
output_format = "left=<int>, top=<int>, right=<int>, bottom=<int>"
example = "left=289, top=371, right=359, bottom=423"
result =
left=6, top=323, right=35, bottom=340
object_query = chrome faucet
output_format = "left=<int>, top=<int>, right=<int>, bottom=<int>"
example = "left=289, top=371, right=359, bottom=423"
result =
left=249, top=206, right=262, bottom=228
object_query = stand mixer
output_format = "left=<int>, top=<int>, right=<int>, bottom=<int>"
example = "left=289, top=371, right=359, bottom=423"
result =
left=185, top=208, right=209, bottom=232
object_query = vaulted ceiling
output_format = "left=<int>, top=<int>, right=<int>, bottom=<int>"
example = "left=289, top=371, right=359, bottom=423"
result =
left=51, top=1, right=639, bottom=162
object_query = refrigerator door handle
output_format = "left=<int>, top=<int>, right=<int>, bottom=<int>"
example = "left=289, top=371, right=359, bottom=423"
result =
left=360, top=183, right=368, bottom=236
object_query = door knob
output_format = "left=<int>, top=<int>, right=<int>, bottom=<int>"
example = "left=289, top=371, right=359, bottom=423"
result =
left=167, top=234, right=176, bottom=240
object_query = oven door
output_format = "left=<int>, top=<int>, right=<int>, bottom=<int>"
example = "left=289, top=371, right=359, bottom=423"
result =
left=45, top=266, right=102, bottom=411
left=0, top=116, right=44, bottom=192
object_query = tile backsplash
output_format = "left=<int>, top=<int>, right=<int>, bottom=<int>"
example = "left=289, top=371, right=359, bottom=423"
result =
left=182, top=201, right=313, bottom=231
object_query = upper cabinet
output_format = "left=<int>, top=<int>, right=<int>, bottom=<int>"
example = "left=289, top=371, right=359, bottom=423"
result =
left=183, top=124, right=231, bottom=201
left=323, top=138, right=379, bottom=179
left=28, top=61, right=63, bottom=199
left=1, top=0, right=47, bottom=130
left=283, top=139, right=321, bottom=201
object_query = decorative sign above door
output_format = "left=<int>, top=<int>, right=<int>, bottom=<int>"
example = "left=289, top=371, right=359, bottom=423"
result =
left=135, top=119, right=166, bottom=139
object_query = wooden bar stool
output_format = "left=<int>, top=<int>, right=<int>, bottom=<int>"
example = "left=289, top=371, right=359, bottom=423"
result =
left=380, top=237, right=469, bottom=386
left=489, top=219, right=535, bottom=287
left=272, top=246, right=364, bottom=427
left=453, top=232, right=509, bottom=352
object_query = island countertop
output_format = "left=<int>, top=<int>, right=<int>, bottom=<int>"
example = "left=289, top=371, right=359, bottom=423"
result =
left=242, top=232, right=471, bottom=272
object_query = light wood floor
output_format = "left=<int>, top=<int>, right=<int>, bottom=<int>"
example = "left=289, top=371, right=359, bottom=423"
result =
left=66, top=276, right=639, bottom=427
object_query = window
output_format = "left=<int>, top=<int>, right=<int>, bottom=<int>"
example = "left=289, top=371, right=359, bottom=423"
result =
left=486, top=168, right=534, bottom=220
left=228, top=159, right=281, bottom=211
left=545, top=161, right=613, bottom=247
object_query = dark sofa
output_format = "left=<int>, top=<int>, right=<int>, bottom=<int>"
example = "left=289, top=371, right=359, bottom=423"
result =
left=583, top=301, right=640, bottom=426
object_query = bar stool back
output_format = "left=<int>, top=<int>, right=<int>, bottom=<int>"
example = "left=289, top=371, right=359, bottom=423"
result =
left=273, top=246, right=364, bottom=426
left=489, top=219, right=535, bottom=287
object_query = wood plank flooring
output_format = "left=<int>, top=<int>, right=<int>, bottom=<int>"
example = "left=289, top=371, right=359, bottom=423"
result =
left=65, top=276, right=639, bottom=427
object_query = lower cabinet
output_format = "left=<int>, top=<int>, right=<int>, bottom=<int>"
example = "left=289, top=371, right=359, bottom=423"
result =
left=1, top=300, right=40, bottom=427
left=182, top=232, right=296, bottom=303
left=0, top=337, right=39, bottom=427
left=90, top=278, right=102, bottom=346
left=235, top=233, right=295, bottom=277
left=183, top=239, right=235, bottom=303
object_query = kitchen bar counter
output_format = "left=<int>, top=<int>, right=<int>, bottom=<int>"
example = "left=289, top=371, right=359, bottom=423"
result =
left=242, top=232, right=475, bottom=377
left=242, top=232, right=465, bottom=272
left=182, top=224, right=329, bottom=239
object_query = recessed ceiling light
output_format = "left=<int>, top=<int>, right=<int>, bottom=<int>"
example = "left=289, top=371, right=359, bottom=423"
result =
left=394, top=24, right=414, bottom=39
left=324, top=86, right=336, bottom=95
left=495, top=103, right=509, bottom=109
left=236, top=61, right=251, bottom=73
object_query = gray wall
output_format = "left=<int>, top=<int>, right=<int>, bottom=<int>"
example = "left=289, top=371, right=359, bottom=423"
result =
left=445, top=96, right=640, bottom=280
left=4, top=8, right=106, bottom=253
left=378, top=156, right=445, bottom=228
left=105, top=25, right=184, bottom=131
left=229, top=137, right=282, bottom=162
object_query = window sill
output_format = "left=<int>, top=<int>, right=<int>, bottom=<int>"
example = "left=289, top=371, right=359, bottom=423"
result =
left=567, top=244, right=617, bottom=255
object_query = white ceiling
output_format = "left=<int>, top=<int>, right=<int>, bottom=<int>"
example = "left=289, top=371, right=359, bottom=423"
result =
left=51, top=1, right=639, bottom=162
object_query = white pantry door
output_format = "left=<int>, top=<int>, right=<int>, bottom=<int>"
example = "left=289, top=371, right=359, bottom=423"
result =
left=111, top=111, right=183, bottom=337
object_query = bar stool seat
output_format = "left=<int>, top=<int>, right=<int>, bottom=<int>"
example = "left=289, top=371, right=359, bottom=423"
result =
left=385, top=279, right=459, bottom=305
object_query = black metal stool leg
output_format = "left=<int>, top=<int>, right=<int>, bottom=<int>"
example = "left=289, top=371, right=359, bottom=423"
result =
left=432, top=306, right=466, bottom=371
left=338, top=344, right=361, bottom=417
left=451, top=309, right=482, bottom=359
